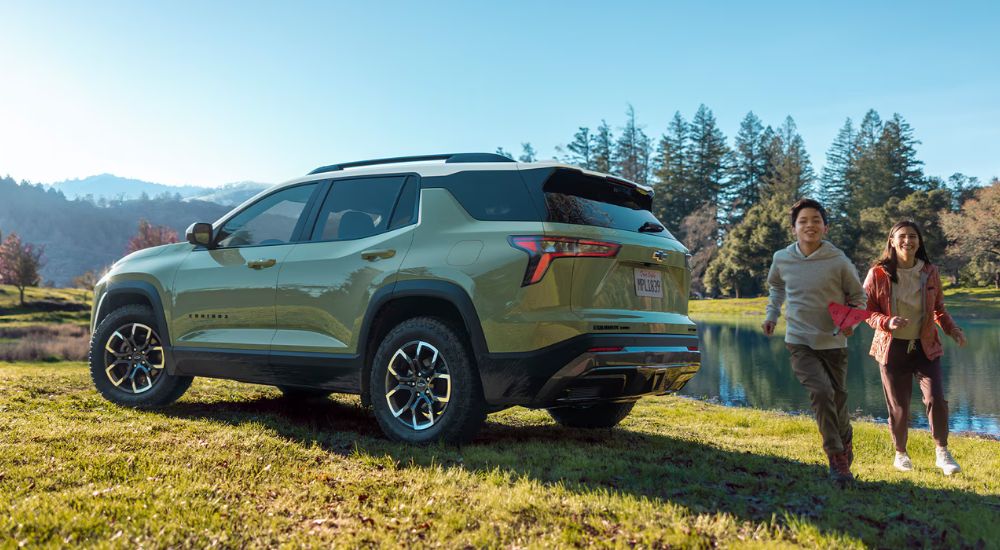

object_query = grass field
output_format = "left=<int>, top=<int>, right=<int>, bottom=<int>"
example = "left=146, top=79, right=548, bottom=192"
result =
left=2, top=363, right=998, bottom=548
left=0, top=285, right=91, bottom=327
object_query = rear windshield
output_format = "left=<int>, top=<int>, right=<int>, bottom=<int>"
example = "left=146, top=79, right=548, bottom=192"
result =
left=542, top=170, right=673, bottom=238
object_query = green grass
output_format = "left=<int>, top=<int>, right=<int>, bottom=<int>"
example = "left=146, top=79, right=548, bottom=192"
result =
left=2, top=363, right=997, bottom=548
left=689, top=286, right=1000, bottom=322
left=0, top=285, right=91, bottom=327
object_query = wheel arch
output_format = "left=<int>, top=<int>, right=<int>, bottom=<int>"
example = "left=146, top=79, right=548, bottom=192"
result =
left=94, top=281, right=171, bottom=347
left=358, top=280, right=487, bottom=406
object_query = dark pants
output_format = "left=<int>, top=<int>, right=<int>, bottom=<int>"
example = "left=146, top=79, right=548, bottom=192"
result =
left=879, top=339, right=949, bottom=452
left=787, top=344, right=853, bottom=455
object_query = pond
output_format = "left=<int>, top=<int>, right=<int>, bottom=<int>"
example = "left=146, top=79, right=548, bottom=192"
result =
left=680, top=317, right=1000, bottom=437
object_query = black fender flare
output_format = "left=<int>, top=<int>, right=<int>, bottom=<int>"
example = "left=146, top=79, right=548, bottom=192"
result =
left=94, top=280, right=172, bottom=348
left=357, top=279, right=488, bottom=404
left=359, top=279, right=487, bottom=360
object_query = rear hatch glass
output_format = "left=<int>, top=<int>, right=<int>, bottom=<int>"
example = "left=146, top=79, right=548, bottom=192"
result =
left=542, top=169, right=675, bottom=240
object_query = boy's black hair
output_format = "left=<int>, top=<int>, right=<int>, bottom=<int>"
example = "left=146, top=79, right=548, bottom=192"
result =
left=790, top=198, right=828, bottom=226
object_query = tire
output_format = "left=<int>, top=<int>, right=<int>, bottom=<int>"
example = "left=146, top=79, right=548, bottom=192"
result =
left=370, top=317, right=486, bottom=444
left=548, top=401, right=636, bottom=429
left=276, top=386, right=333, bottom=400
left=89, top=304, right=193, bottom=408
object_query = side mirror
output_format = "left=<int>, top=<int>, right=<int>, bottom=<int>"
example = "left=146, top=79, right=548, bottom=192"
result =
left=186, top=222, right=214, bottom=247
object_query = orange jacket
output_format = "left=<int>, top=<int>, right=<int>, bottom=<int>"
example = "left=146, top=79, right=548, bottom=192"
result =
left=863, top=262, right=958, bottom=364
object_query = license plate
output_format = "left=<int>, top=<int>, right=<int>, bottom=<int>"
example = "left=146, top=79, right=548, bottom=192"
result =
left=634, top=268, right=663, bottom=298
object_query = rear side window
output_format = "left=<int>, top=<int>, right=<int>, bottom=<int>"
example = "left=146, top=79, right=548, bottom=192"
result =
left=311, top=176, right=406, bottom=241
left=542, top=170, right=673, bottom=237
left=388, top=176, right=419, bottom=230
left=422, top=171, right=539, bottom=221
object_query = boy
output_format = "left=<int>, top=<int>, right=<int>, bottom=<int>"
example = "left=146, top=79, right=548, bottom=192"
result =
left=762, top=199, right=866, bottom=483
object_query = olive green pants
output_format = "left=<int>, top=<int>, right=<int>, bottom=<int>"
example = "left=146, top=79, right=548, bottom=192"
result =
left=786, top=344, right=853, bottom=455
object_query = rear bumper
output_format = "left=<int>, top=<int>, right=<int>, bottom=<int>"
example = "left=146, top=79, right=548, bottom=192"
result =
left=478, top=333, right=700, bottom=407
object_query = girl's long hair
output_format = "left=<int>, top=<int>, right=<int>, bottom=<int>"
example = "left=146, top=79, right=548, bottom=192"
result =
left=874, top=220, right=932, bottom=283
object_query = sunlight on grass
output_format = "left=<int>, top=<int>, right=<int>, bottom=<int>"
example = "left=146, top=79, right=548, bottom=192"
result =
left=2, top=363, right=997, bottom=547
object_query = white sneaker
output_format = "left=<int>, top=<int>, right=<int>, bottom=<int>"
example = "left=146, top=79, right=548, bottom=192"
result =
left=936, top=447, right=961, bottom=475
left=893, top=452, right=914, bottom=472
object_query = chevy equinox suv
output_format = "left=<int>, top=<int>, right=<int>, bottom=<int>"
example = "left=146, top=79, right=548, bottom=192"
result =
left=89, top=153, right=700, bottom=444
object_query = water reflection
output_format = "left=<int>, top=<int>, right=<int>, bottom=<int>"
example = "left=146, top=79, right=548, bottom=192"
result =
left=681, top=318, right=1000, bottom=436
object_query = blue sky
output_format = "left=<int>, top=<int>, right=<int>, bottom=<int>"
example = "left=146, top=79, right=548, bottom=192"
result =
left=1, top=1, right=997, bottom=187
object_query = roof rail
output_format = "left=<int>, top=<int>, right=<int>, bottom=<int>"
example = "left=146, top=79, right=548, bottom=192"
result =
left=308, top=152, right=514, bottom=175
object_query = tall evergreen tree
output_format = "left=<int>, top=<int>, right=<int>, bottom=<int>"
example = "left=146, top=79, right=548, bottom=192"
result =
left=564, top=127, right=594, bottom=169
left=759, top=117, right=813, bottom=202
left=518, top=142, right=537, bottom=163
left=651, top=112, right=691, bottom=235
left=613, top=105, right=652, bottom=184
left=851, top=110, right=923, bottom=216
left=856, top=109, right=883, bottom=151
left=727, top=111, right=768, bottom=224
left=880, top=113, right=924, bottom=193
left=686, top=104, right=731, bottom=209
left=592, top=120, right=614, bottom=174
left=704, top=196, right=789, bottom=297
left=820, top=118, right=857, bottom=221
left=495, top=147, right=514, bottom=160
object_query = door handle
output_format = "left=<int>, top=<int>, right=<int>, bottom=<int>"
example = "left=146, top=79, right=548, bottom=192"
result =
left=247, top=258, right=277, bottom=270
left=361, top=249, right=396, bottom=261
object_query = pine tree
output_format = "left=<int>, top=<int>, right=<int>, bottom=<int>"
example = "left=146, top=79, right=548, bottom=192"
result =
left=687, top=104, right=731, bottom=209
left=727, top=111, right=768, bottom=224
left=519, top=142, right=537, bottom=163
left=851, top=110, right=923, bottom=215
left=592, top=120, right=614, bottom=174
left=856, top=109, right=882, bottom=151
left=613, top=105, right=652, bottom=184
left=704, top=196, right=789, bottom=297
left=564, top=127, right=594, bottom=169
left=880, top=113, right=924, bottom=193
left=820, top=118, right=857, bottom=222
left=651, top=112, right=690, bottom=235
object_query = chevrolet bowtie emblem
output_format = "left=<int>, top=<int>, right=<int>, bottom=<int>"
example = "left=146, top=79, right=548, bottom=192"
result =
left=652, top=250, right=667, bottom=262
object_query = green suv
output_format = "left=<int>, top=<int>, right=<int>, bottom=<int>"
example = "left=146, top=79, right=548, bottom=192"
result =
left=89, top=153, right=700, bottom=443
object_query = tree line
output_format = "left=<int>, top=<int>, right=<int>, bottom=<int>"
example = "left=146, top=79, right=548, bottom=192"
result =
left=0, top=176, right=228, bottom=287
left=0, top=219, right=179, bottom=305
left=500, top=105, right=999, bottom=294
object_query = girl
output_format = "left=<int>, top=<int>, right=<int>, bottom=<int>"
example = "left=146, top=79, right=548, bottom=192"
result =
left=863, top=221, right=967, bottom=475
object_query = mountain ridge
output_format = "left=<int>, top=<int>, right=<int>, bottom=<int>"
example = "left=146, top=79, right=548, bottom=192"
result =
left=48, top=174, right=270, bottom=206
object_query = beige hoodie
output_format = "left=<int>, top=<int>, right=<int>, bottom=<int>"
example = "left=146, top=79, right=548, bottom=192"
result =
left=765, top=240, right=866, bottom=350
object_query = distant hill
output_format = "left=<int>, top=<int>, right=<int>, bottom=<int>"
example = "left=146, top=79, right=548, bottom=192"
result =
left=187, top=181, right=271, bottom=206
left=49, top=174, right=270, bottom=206
left=0, top=176, right=230, bottom=286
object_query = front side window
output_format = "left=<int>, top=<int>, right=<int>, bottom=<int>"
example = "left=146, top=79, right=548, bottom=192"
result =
left=311, top=176, right=406, bottom=241
left=216, top=183, right=317, bottom=247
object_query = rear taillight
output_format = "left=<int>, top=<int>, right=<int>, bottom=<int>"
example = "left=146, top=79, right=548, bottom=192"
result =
left=508, top=236, right=620, bottom=286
